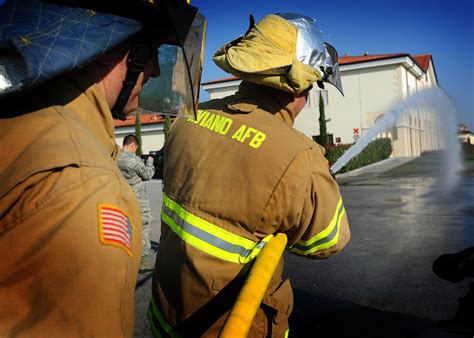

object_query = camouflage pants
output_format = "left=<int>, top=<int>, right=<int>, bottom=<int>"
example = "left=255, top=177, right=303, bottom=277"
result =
left=141, top=211, right=154, bottom=257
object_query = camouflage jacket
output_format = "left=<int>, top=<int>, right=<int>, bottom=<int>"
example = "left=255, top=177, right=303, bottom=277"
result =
left=117, top=151, right=155, bottom=213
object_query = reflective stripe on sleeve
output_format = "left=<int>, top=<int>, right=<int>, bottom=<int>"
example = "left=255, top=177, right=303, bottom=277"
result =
left=161, top=193, right=273, bottom=264
left=148, top=297, right=181, bottom=338
left=289, top=197, right=345, bottom=255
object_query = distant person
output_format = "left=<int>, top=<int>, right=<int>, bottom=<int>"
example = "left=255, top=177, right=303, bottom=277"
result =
left=118, top=134, right=155, bottom=271
left=149, top=13, right=350, bottom=337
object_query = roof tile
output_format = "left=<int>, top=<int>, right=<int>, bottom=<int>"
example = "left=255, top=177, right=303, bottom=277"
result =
left=412, top=53, right=432, bottom=72
left=114, top=112, right=166, bottom=127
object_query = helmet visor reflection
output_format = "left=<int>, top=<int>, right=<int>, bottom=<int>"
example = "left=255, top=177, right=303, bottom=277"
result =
left=139, top=13, right=206, bottom=118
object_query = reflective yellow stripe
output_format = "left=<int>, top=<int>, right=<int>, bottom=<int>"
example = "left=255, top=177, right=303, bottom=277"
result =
left=299, top=198, right=343, bottom=247
left=162, top=211, right=253, bottom=263
left=289, top=197, right=345, bottom=255
left=164, top=194, right=255, bottom=247
left=148, top=297, right=182, bottom=338
left=285, top=329, right=289, bottom=338
left=162, top=193, right=273, bottom=264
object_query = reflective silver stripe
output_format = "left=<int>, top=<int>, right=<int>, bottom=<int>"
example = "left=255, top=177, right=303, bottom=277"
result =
left=162, top=203, right=267, bottom=262
left=291, top=201, right=344, bottom=252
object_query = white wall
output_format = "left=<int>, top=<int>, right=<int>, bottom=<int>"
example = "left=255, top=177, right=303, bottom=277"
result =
left=391, top=61, right=441, bottom=157
left=115, top=125, right=165, bottom=154
left=208, top=85, right=240, bottom=100
left=295, top=64, right=400, bottom=144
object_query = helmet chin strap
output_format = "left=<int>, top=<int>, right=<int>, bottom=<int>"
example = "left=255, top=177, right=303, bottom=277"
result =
left=111, top=36, right=153, bottom=120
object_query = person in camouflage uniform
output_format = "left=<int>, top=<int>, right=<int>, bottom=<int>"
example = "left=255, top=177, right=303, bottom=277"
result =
left=118, top=134, right=155, bottom=271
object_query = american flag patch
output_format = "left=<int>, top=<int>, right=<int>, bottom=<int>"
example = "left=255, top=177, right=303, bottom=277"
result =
left=98, top=204, right=134, bottom=257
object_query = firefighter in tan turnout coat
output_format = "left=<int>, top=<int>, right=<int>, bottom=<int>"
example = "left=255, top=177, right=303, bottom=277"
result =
left=149, top=14, right=350, bottom=337
left=0, top=0, right=205, bottom=336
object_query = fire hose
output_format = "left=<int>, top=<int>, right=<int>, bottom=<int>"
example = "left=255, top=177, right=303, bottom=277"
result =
left=219, top=233, right=288, bottom=338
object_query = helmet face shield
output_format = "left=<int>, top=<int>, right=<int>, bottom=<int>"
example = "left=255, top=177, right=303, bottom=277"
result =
left=139, top=13, right=206, bottom=118
left=276, top=13, right=344, bottom=95
left=323, top=42, right=343, bottom=95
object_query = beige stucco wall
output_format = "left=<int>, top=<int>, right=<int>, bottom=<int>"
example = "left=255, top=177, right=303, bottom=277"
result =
left=391, top=61, right=441, bottom=157
left=295, top=64, right=400, bottom=145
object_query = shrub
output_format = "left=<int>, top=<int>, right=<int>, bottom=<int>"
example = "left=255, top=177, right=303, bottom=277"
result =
left=325, top=144, right=351, bottom=166
left=326, top=138, right=392, bottom=173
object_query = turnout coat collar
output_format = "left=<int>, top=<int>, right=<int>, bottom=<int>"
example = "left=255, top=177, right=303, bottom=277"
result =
left=228, top=81, right=298, bottom=126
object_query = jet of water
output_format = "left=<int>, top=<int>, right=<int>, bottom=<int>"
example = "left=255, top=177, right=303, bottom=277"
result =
left=330, top=87, right=461, bottom=187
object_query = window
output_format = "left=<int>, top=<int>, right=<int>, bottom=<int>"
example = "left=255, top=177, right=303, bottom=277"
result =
left=312, top=134, right=334, bottom=146
left=304, top=92, right=312, bottom=107
left=315, top=90, right=328, bottom=106
left=327, top=134, right=334, bottom=145
left=305, top=89, right=329, bottom=108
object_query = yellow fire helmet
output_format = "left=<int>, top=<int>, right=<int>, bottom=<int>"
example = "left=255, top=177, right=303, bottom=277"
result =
left=214, top=13, right=343, bottom=96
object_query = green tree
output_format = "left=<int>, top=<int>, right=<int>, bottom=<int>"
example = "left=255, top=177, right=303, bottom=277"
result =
left=318, top=92, right=330, bottom=147
left=134, top=110, right=143, bottom=156
left=164, top=115, right=172, bottom=141
left=161, top=115, right=173, bottom=184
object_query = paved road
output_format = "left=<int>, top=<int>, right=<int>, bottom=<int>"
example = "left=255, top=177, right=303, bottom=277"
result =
left=134, top=157, right=474, bottom=337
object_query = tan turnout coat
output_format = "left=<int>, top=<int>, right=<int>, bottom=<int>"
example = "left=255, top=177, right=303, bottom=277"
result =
left=151, top=82, right=350, bottom=337
left=0, top=73, right=142, bottom=337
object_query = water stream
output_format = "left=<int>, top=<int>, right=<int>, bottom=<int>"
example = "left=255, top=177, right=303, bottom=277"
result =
left=330, top=88, right=461, bottom=188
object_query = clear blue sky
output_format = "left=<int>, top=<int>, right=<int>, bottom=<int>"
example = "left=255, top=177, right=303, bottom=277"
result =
left=193, top=0, right=474, bottom=128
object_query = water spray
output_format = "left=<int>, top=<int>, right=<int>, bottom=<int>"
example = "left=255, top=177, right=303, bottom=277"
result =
left=330, top=88, right=461, bottom=187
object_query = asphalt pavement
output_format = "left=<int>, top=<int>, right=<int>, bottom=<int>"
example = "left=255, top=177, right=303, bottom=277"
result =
left=134, top=155, right=474, bottom=337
